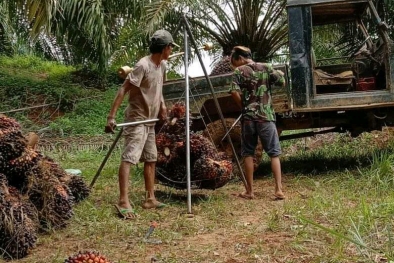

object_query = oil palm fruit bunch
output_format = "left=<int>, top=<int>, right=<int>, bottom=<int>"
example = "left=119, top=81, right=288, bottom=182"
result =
left=161, top=102, right=190, bottom=136
left=0, top=116, right=85, bottom=259
left=0, top=115, right=21, bottom=130
left=155, top=102, right=233, bottom=189
left=163, top=117, right=187, bottom=137
left=40, top=156, right=90, bottom=203
left=0, top=116, right=26, bottom=161
left=8, top=147, right=41, bottom=175
left=0, top=128, right=27, bottom=161
left=210, top=56, right=233, bottom=76
left=64, top=250, right=113, bottom=263
left=184, top=132, right=217, bottom=161
left=5, top=147, right=42, bottom=192
left=66, top=175, right=90, bottom=203
left=170, top=102, right=187, bottom=119
left=156, top=133, right=178, bottom=165
left=28, top=172, right=74, bottom=229
left=0, top=174, right=38, bottom=260
left=157, top=159, right=188, bottom=186
left=195, top=157, right=233, bottom=189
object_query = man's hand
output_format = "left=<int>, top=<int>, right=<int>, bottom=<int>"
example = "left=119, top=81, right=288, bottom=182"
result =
left=105, top=116, right=117, bottom=133
left=158, top=105, right=167, bottom=121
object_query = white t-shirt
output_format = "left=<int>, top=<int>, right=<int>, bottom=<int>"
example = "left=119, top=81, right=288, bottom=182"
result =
left=125, top=56, right=166, bottom=125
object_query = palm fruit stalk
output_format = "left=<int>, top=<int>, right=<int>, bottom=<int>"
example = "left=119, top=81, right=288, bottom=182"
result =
left=156, top=133, right=179, bottom=165
left=64, top=250, right=113, bottom=263
left=0, top=174, right=38, bottom=260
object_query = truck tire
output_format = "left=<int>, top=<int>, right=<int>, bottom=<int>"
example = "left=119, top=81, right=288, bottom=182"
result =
left=202, top=118, right=263, bottom=176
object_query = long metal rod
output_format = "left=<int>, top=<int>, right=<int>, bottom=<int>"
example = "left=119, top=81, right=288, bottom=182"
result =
left=168, top=44, right=213, bottom=59
left=184, top=27, right=192, bottom=214
left=182, top=15, right=247, bottom=188
left=220, top=114, right=242, bottom=142
left=90, top=128, right=124, bottom=188
left=116, top=119, right=159, bottom=127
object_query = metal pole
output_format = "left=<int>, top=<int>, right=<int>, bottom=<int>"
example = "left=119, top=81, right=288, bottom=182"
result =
left=90, top=128, right=123, bottom=188
left=182, top=15, right=247, bottom=188
left=184, top=26, right=192, bottom=214
left=116, top=119, right=159, bottom=127
left=220, top=114, right=242, bottom=142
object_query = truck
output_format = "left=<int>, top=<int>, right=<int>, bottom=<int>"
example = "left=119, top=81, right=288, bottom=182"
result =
left=161, top=0, right=394, bottom=167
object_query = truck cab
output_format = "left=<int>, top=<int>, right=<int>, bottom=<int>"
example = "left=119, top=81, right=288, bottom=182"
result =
left=288, top=0, right=393, bottom=110
left=161, top=0, right=394, bottom=139
left=278, top=0, right=394, bottom=136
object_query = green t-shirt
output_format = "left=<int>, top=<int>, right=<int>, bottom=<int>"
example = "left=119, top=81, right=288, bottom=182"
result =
left=230, top=62, right=285, bottom=122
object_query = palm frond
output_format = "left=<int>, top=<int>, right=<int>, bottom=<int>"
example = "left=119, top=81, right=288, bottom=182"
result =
left=0, top=1, right=14, bottom=54
left=144, top=0, right=173, bottom=32
left=23, top=0, right=58, bottom=37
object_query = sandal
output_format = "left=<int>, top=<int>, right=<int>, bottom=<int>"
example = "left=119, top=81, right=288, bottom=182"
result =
left=114, top=204, right=138, bottom=220
left=273, top=193, right=286, bottom=200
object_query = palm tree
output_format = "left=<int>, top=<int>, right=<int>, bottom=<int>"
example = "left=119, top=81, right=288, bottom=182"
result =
left=0, top=0, right=149, bottom=74
left=0, top=0, right=53, bottom=54
left=144, top=0, right=288, bottom=66
left=50, top=0, right=147, bottom=72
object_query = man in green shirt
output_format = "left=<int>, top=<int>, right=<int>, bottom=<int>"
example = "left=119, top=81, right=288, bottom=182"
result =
left=229, top=46, right=285, bottom=200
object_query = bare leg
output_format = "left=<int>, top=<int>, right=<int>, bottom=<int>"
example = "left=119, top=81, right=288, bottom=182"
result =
left=144, top=161, right=156, bottom=199
left=238, top=156, right=255, bottom=199
left=271, top=156, right=285, bottom=199
left=118, top=161, right=133, bottom=209
left=142, top=162, right=166, bottom=209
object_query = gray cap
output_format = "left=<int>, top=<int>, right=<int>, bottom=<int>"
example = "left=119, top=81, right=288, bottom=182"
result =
left=150, top=29, right=179, bottom=48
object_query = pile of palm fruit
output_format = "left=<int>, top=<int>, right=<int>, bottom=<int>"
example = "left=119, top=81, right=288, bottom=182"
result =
left=155, top=102, right=233, bottom=189
left=0, top=115, right=90, bottom=260
left=64, top=250, right=113, bottom=263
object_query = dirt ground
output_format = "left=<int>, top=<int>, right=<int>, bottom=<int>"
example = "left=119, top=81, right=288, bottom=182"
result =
left=7, top=173, right=354, bottom=263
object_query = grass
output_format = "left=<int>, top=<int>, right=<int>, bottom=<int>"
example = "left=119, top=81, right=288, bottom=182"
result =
left=3, top=130, right=394, bottom=263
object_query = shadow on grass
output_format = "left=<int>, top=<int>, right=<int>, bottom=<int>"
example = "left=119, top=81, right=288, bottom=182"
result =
left=254, top=146, right=394, bottom=178
left=155, top=188, right=213, bottom=205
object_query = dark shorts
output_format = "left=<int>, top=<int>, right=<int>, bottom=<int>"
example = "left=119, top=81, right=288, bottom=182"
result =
left=241, top=120, right=281, bottom=158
